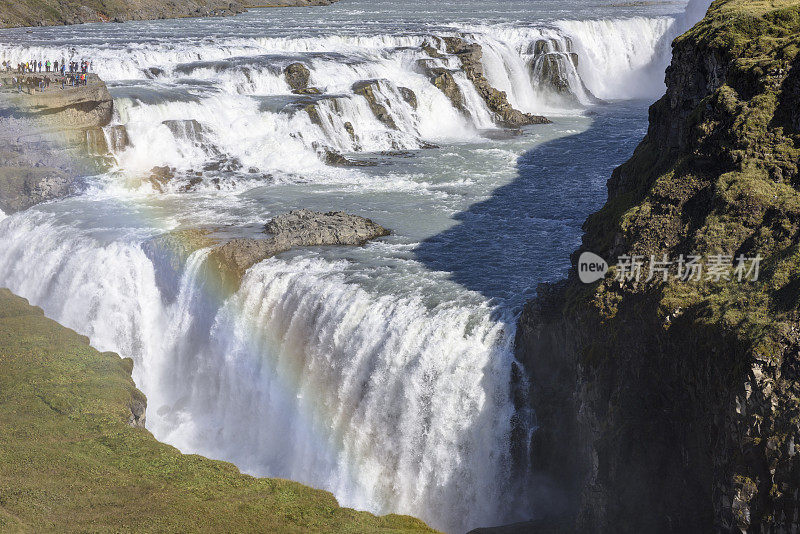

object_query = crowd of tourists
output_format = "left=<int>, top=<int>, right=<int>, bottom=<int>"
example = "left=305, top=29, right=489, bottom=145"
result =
left=6, top=58, right=92, bottom=75
left=1, top=58, right=94, bottom=93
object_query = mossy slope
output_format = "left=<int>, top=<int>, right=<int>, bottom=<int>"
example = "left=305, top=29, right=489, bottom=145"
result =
left=0, top=288, right=437, bottom=533
left=0, top=0, right=340, bottom=27
left=0, top=0, right=245, bottom=27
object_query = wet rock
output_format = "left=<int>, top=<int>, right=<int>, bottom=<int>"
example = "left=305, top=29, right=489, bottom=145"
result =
left=0, top=167, right=74, bottom=214
left=421, top=43, right=444, bottom=59
left=398, top=86, right=418, bottom=109
left=424, top=67, right=467, bottom=112
left=284, top=62, right=311, bottom=91
left=343, top=121, right=356, bottom=142
left=106, top=125, right=131, bottom=152
left=162, top=119, right=206, bottom=141
left=292, top=87, right=322, bottom=95
left=145, top=67, right=165, bottom=79
left=320, top=147, right=376, bottom=167
left=442, top=36, right=551, bottom=127
left=84, top=128, right=109, bottom=155
left=178, top=176, right=204, bottom=192
left=303, top=103, right=324, bottom=128
left=529, top=37, right=574, bottom=56
left=529, top=39, right=602, bottom=104
left=352, top=80, right=397, bottom=129
left=147, top=166, right=175, bottom=192
left=210, top=209, right=390, bottom=287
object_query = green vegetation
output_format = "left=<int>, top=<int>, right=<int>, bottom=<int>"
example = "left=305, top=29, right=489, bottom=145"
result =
left=0, top=0, right=337, bottom=27
left=0, top=288, right=437, bottom=533
left=0, top=0, right=243, bottom=28
left=582, top=0, right=800, bottom=345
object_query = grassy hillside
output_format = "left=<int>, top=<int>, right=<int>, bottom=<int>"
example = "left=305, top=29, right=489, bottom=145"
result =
left=0, top=288, right=437, bottom=533
left=0, top=0, right=244, bottom=27
left=0, top=0, right=340, bottom=27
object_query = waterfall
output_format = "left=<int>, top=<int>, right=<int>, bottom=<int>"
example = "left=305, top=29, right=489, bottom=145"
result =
left=0, top=2, right=714, bottom=532
left=0, top=14, right=685, bottom=180
left=0, top=211, right=518, bottom=533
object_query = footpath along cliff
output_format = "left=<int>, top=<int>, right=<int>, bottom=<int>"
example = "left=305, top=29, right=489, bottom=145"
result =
left=506, top=0, right=800, bottom=532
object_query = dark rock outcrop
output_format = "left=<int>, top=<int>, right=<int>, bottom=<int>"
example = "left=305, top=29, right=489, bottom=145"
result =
left=293, top=87, right=322, bottom=95
left=352, top=80, right=398, bottom=129
left=106, top=124, right=131, bottom=152
left=211, top=209, right=390, bottom=281
left=145, top=210, right=389, bottom=293
left=398, top=86, right=418, bottom=109
left=506, top=1, right=800, bottom=533
left=320, top=147, right=376, bottom=167
left=284, top=62, right=311, bottom=92
left=441, top=37, right=550, bottom=127
left=421, top=66, right=467, bottom=113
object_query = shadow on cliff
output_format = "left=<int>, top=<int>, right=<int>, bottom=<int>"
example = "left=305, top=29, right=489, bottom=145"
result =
left=413, top=100, right=651, bottom=315
left=412, top=101, right=652, bottom=529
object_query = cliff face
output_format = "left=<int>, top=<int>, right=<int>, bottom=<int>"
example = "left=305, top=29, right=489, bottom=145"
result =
left=515, top=0, right=800, bottom=531
left=0, top=75, right=114, bottom=213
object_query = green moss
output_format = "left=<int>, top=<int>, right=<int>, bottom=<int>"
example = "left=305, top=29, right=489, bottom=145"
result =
left=0, top=288, right=437, bottom=534
left=569, top=0, right=800, bottom=358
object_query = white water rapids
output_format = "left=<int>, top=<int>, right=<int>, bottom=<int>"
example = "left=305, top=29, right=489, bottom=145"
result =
left=0, top=0, right=711, bottom=531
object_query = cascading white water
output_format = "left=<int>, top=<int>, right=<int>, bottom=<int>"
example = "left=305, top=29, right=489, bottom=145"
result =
left=0, top=210, right=519, bottom=533
left=0, top=1, right=714, bottom=532
left=0, top=13, right=687, bottom=178
left=554, top=17, right=676, bottom=99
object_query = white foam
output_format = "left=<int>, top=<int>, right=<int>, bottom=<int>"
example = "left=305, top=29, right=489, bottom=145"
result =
left=0, top=212, right=519, bottom=533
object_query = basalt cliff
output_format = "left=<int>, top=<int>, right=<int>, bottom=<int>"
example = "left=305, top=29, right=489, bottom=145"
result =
left=510, top=0, right=800, bottom=532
